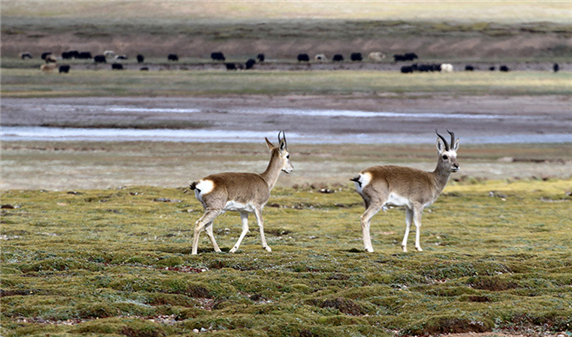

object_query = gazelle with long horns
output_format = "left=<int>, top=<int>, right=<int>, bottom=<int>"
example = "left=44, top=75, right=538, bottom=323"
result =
left=351, top=130, right=460, bottom=253
left=190, top=131, right=293, bottom=255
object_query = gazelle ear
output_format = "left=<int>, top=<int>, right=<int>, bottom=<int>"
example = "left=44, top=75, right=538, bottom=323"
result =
left=278, top=130, right=288, bottom=151
left=265, top=137, right=275, bottom=150
left=279, top=138, right=287, bottom=151
left=436, top=137, right=446, bottom=153
left=452, top=138, right=460, bottom=151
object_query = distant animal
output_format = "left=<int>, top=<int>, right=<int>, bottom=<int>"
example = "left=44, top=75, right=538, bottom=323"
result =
left=62, top=51, right=80, bottom=59
left=350, top=52, right=363, bottom=62
left=45, top=55, right=57, bottom=63
left=115, top=55, right=128, bottom=60
left=41, top=52, right=52, bottom=60
left=225, top=63, right=237, bottom=71
left=58, top=65, right=70, bottom=73
left=245, top=58, right=256, bottom=70
left=104, top=50, right=115, bottom=58
left=465, top=65, right=474, bottom=71
left=111, top=63, right=124, bottom=70
left=417, top=64, right=440, bottom=72
left=440, top=64, right=453, bottom=73
left=500, top=65, right=509, bottom=72
left=368, top=52, right=385, bottom=62
left=140, top=67, right=149, bottom=71
left=314, top=54, right=328, bottom=62
left=68, top=51, right=80, bottom=59
left=351, top=130, right=460, bottom=253
left=94, top=55, right=107, bottom=63
left=78, top=52, right=92, bottom=59
left=190, top=131, right=293, bottom=255
left=137, top=54, right=145, bottom=63
left=211, top=52, right=226, bottom=62
left=400, top=66, right=414, bottom=74
left=20, top=52, right=33, bottom=59
left=489, top=66, right=496, bottom=71
left=257, top=54, right=265, bottom=62
left=405, top=53, right=418, bottom=60
left=553, top=63, right=559, bottom=72
left=168, top=54, right=179, bottom=61
left=297, top=53, right=310, bottom=62
left=40, top=63, right=57, bottom=73
left=332, top=54, right=344, bottom=62
left=394, top=53, right=418, bottom=62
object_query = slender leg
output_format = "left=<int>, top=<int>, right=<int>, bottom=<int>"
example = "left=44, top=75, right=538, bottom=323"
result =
left=402, top=208, right=413, bottom=252
left=413, top=206, right=424, bottom=251
left=254, top=208, right=271, bottom=252
left=230, top=212, right=250, bottom=253
left=204, top=222, right=221, bottom=253
left=192, top=209, right=221, bottom=255
left=360, top=203, right=383, bottom=252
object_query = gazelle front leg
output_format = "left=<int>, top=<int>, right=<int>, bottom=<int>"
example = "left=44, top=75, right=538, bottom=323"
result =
left=230, top=212, right=250, bottom=253
left=192, top=209, right=221, bottom=255
left=402, top=208, right=413, bottom=252
left=254, top=208, right=271, bottom=252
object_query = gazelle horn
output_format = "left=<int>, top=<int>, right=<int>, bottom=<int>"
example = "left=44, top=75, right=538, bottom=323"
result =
left=435, top=130, right=449, bottom=151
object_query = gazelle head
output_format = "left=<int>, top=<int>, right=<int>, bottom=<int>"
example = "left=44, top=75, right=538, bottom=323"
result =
left=265, top=131, right=293, bottom=174
left=436, top=130, right=460, bottom=173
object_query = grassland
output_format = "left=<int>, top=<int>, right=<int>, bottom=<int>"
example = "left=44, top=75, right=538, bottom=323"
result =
left=3, top=1, right=571, bottom=61
left=3, top=1, right=570, bottom=23
left=1, top=178, right=571, bottom=336
left=2, top=68, right=571, bottom=98
left=1, top=1, right=571, bottom=336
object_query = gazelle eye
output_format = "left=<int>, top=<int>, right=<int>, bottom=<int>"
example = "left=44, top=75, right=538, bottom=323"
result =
left=442, top=155, right=448, bottom=160
left=286, top=155, right=290, bottom=159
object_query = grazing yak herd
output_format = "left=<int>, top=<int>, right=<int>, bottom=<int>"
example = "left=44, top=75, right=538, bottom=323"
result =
left=22, top=50, right=561, bottom=75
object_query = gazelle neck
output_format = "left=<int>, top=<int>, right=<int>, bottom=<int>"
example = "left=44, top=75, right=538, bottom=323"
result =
left=432, top=161, right=452, bottom=194
left=260, top=152, right=282, bottom=190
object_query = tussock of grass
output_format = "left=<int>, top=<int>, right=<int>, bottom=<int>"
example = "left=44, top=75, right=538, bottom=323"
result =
left=1, top=179, right=571, bottom=336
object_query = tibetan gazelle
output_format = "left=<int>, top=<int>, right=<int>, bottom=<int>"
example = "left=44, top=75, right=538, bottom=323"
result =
left=189, top=131, right=293, bottom=255
left=351, top=131, right=460, bottom=253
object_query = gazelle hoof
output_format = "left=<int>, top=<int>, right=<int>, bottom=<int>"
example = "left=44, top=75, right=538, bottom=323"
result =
left=401, top=245, right=408, bottom=253
left=415, top=247, right=423, bottom=252
left=229, top=247, right=238, bottom=253
left=264, top=246, right=272, bottom=252
left=365, top=247, right=375, bottom=253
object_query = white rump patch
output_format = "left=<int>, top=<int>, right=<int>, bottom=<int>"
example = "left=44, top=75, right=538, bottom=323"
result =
left=194, top=179, right=215, bottom=203
left=354, top=172, right=372, bottom=193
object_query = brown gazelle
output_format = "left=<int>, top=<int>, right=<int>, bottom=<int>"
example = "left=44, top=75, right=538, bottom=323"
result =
left=351, top=130, right=460, bottom=253
left=189, top=131, right=293, bottom=255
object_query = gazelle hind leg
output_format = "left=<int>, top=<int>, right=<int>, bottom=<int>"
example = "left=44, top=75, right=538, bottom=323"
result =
left=204, top=222, right=221, bottom=253
left=192, top=209, right=221, bottom=255
left=402, top=208, right=413, bottom=252
left=254, top=208, right=271, bottom=252
left=360, top=202, right=383, bottom=252
left=413, top=206, right=424, bottom=251
left=230, top=212, right=250, bottom=253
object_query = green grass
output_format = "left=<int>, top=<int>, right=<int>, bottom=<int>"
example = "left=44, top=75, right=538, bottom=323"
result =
left=2, top=68, right=570, bottom=98
left=1, top=179, right=571, bottom=336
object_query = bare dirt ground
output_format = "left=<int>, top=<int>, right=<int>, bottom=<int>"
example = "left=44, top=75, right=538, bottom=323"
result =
left=2, top=95, right=571, bottom=190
